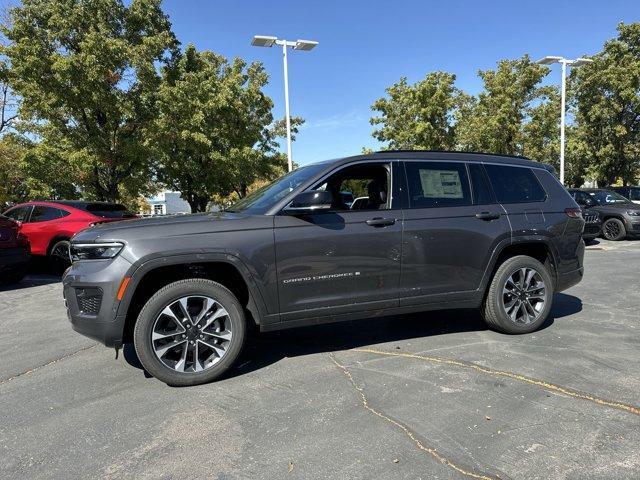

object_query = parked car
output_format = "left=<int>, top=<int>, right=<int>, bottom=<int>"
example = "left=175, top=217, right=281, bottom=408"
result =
left=568, top=188, right=640, bottom=241
left=64, top=151, right=585, bottom=386
left=607, top=186, right=640, bottom=205
left=2, top=201, right=136, bottom=265
left=0, top=214, right=30, bottom=285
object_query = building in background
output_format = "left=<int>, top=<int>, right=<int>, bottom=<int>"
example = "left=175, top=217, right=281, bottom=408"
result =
left=142, top=190, right=191, bottom=216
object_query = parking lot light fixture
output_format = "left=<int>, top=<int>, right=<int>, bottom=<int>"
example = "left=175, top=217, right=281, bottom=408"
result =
left=251, top=35, right=319, bottom=172
left=535, top=55, right=593, bottom=185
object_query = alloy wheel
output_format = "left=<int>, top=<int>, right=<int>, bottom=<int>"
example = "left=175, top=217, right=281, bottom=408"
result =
left=603, top=220, right=622, bottom=240
left=151, top=296, right=232, bottom=373
left=501, top=267, right=547, bottom=325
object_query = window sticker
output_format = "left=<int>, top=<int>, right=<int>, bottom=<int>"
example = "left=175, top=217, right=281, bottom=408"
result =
left=419, top=169, right=463, bottom=198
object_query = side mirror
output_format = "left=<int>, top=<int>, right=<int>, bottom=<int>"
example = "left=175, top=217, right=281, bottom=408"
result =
left=285, top=190, right=333, bottom=213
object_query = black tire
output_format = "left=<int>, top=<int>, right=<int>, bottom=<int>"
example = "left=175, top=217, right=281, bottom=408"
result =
left=601, top=218, right=626, bottom=241
left=49, top=239, right=71, bottom=268
left=133, top=278, right=246, bottom=386
left=482, top=255, right=553, bottom=334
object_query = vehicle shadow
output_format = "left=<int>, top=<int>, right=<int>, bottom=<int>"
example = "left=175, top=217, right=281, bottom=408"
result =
left=0, top=258, right=63, bottom=292
left=122, top=292, right=582, bottom=384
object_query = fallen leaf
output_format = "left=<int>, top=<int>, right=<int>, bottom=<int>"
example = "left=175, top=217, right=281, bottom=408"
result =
left=485, top=416, right=491, bottom=420
left=393, top=458, right=399, bottom=463
left=288, top=462, right=294, bottom=473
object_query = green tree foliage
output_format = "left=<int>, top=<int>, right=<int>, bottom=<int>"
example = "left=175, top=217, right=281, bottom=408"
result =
left=456, top=55, right=550, bottom=155
left=151, top=44, right=286, bottom=212
left=371, top=72, right=469, bottom=150
left=1, top=0, right=178, bottom=202
left=571, top=22, right=640, bottom=186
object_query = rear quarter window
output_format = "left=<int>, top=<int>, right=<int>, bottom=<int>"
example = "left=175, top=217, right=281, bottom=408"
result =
left=484, top=165, right=546, bottom=204
left=85, top=203, right=134, bottom=218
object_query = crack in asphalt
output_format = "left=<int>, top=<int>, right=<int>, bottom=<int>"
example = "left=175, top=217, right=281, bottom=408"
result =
left=0, top=344, right=97, bottom=386
left=353, top=348, right=640, bottom=417
left=329, top=352, right=505, bottom=480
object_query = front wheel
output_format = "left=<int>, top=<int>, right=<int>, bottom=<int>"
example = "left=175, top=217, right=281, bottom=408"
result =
left=133, top=279, right=246, bottom=386
left=482, top=255, right=553, bottom=334
left=49, top=239, right=71, bottom=268
left=601, top=218, right=626, bottom=241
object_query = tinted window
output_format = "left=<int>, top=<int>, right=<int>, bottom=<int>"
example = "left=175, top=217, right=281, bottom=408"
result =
left=84, top=203, right=134, bottom=218
left=30, top=206, right=66, bottom=222
left=484, top=165, right=546, bottom=203
left=589, top=190, right=629, bottom=205
left=405, top=162, right=471, bottom=208
left=468, top=164, right=494, bottom=205
left=629, top=188, right=640, bottom=201
left=3, top=206, right=31, bottom=223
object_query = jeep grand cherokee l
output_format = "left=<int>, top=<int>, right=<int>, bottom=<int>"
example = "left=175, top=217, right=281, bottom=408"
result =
left=63, top=151, right=585, bottom=386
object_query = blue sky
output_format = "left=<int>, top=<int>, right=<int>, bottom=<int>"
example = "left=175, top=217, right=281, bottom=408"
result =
left=162, top=0, right=640, bottom=165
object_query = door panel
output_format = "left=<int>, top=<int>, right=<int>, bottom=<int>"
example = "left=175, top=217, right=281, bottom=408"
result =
left=274, top=210, right=402, bottom=317
left=274, top=161, right=403, bottom=319
left=400, top=161, right=510, bottom=304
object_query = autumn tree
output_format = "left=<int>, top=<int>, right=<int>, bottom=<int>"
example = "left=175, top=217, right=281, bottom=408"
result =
left=370, top=72, right=469, bottom=150
left=151, top=44, right=288, bottom=212
left=1, top=0, right=178, bottom=202
left=571, top=22, right=640, bottom=186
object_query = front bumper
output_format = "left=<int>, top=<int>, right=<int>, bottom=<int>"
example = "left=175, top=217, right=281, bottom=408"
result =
left=63, top=255, right=133, bottom=347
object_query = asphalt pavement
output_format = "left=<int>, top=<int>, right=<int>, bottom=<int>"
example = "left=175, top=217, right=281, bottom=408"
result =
left=0, top=240, right=638, bottom=479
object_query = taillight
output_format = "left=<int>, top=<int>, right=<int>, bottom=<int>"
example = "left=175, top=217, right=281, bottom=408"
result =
left=565, top=208, right=583, bottom=219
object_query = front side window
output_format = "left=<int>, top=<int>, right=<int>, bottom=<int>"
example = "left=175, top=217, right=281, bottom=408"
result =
left=405, top=161, right=471, bottom=208
left=3, top=206, right=32, bottom=223
left=629, top=188, right=640, bottom=201
left=484, top=165, right=546, bottom=204
left=313, top=163, right=391, bottom=211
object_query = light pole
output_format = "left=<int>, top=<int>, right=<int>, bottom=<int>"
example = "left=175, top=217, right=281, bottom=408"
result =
left=251, top=35, right=318, bottom=172
left=536, top=55, right=593, bottom=185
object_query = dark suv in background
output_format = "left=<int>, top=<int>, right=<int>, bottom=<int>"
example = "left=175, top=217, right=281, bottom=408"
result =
left=608, top=186, right=640, bottom=205
left=63, top=151, right=585, bottom=386
left=568, top=188, right=640, bottom=241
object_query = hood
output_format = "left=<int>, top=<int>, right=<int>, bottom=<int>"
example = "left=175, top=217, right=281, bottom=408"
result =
left=71, top=211, right=269, bottom=243
left=592, top=202, right=639, bottom=213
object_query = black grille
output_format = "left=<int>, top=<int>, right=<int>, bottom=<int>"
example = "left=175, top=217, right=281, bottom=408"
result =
left=584, top=225, right=601, bottom=235
left=632, top=223, right=640, bottom=232
left=75, top=287, right=103, bottom=315
left=583, top=212, right=599, bottom=223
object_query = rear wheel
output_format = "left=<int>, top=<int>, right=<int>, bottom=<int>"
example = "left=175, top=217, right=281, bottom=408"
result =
left=601, top=218, right=626, bottom=241
left=482, top=255, right=553, bottom=334
left=133, top=278, right=246, bottom=386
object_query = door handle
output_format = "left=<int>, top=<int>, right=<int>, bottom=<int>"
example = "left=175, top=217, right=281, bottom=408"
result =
left=475, top=212, right=501, bottom=221
left=366, top=217, right=396, bottom=227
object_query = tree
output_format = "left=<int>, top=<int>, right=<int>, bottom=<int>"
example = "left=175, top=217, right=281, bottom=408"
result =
left=151, top=44, right=286, bottom=212
left=456, top=55, right=550, bottom=155
left=1, top=0, right=178, bottom=202
left=370, top=72, right=469, bottom=150
left=571, top=22, right=640, bottom=186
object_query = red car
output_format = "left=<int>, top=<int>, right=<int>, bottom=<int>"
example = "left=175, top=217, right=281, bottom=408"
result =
left=2, top=201, right=136, bottom=265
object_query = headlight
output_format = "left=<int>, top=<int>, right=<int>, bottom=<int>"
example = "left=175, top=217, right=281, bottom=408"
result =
left=626, top=210, right=640, bottom=216
left=70, top=242, right=124, bottom=261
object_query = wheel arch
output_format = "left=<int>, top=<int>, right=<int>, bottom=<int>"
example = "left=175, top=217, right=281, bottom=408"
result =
left=46, top=235, right=71, bottom=256
left=118, top=254, right=267, bottom=344
left=481, top=238, right=559, bottom=295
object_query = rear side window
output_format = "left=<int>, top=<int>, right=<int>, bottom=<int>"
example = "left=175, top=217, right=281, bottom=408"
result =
left=629, top=188, right=640, bottom=201
left=405, top=162, right=471, bottom=208
left=30, top=206, right=67, bottom=222
left=484, top=165, right=546, bottom=204
left=468, top=163, right=494, bottom=205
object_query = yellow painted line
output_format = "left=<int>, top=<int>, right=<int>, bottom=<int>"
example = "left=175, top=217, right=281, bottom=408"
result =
left=353, top=348, right=640, bottom=416
left=330, top=353, right=502, bottom=480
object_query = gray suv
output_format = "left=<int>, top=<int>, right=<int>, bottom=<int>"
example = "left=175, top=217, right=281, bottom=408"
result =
left=63, top=151, right=585, bottom=386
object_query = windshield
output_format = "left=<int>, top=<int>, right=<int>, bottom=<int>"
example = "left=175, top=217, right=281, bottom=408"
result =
left=225, top=164, right=327, bottom=214
left=589, top=190, right=630, bottom=205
